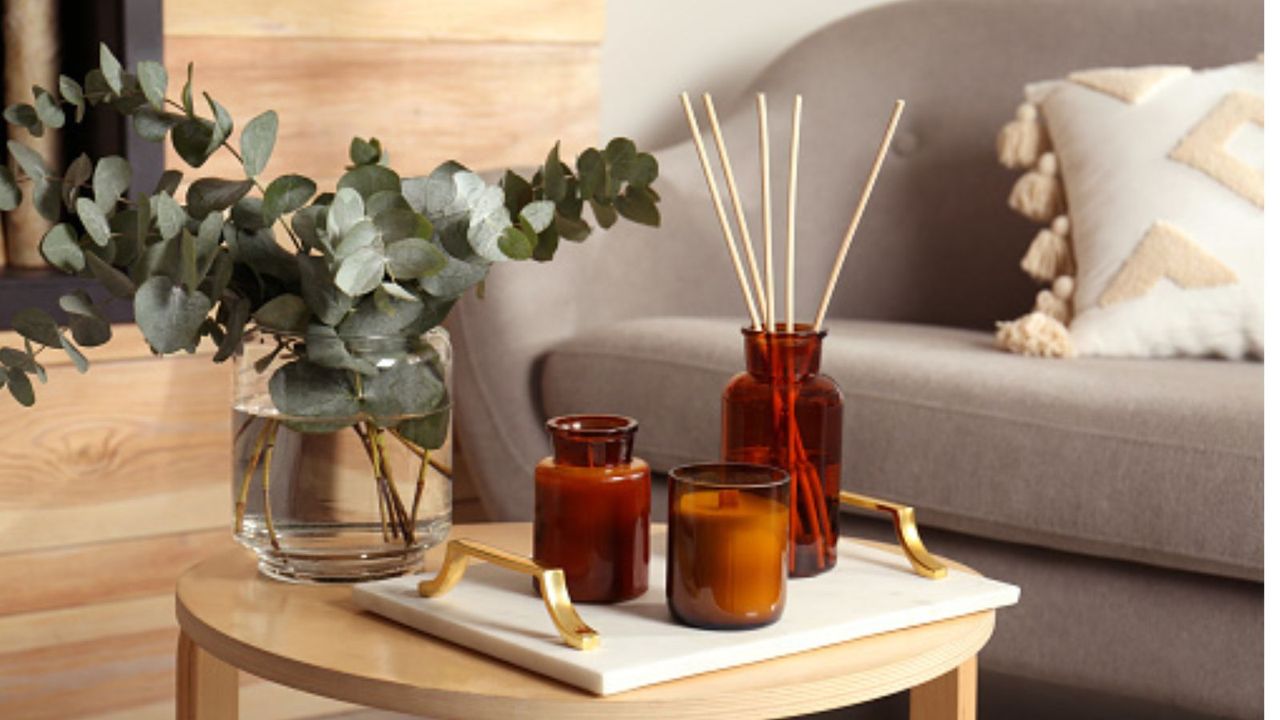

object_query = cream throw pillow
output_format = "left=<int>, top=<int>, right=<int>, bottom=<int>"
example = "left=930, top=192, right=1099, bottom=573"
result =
left=995, top=59, right=1263, bottom=359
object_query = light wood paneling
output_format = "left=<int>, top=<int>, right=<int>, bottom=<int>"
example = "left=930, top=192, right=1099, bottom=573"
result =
left=165, top=0, right=604, bottom=44
left=164, top=37, right=599, bottom=189
left=0, top=530, right=234, bottom=616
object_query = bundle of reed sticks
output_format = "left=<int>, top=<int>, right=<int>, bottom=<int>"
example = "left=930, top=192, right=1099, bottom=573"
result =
left=681, top=90, right=904, bottom=572
left=679, top=91, right=904, bottom=332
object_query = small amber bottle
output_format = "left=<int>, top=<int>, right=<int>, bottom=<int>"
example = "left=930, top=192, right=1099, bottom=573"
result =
left=534, top=415, right=651, bottom=603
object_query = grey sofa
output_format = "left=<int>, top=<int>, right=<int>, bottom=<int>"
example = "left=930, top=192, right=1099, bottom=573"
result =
left=448, top=0, right=1263, bottom=717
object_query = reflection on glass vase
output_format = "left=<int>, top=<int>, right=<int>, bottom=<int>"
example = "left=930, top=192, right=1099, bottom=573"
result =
left=232, top=327, right=452, bottom=583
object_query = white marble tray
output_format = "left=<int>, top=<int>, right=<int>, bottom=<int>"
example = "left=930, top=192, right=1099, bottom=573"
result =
left=353, top=531, right=1019, bottom=696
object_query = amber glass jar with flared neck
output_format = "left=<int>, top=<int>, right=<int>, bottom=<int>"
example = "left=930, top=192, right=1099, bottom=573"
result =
left=721, top=325, right=843, bottom=577
left=534, top=415, right=651, bottom=603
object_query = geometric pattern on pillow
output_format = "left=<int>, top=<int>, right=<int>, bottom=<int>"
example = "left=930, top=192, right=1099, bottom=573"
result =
left=1170, top=90, right=1264, bottom=207
left=1068, top=65, right=1190, bottom=104
left=1098, top=221, right=1238, bottom=307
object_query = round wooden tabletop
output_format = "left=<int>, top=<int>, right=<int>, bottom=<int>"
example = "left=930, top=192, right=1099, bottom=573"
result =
left=176, top=523, right=994, bottom=719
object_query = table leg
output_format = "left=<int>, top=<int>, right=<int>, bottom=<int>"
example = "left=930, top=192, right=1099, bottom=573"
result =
left=909, top=656, right=976, bottom=720
left=177, top=631, right=239, bottom=720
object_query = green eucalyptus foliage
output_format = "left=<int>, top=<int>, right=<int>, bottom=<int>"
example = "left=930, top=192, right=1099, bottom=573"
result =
left=0, top=43, right=661, bottom=439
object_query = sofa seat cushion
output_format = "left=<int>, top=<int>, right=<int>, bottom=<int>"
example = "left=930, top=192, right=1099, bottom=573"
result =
left=540, top=317, right=1262, bottom=581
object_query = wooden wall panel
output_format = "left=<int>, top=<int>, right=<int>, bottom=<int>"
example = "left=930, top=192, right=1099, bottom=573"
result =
left=163, top=38, right=599, bottom=190
left=164, top=0, right=605, bottom=44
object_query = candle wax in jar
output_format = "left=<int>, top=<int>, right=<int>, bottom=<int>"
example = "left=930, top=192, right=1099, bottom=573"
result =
left=534, top=459, right=650, bottom=603
left=669, top=488, right=787, bottom=625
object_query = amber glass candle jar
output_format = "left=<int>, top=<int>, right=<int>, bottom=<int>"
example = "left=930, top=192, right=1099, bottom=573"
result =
left=534, top=415, right=650, bottom=603
left=722, top=325, right=843, bottom=578
left=666, top=462, right=789, bottom=630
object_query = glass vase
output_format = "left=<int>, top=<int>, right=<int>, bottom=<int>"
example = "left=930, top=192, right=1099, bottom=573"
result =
left=721, top=325, right=843, bottom=577
left=232, top=327, right=452, bottom=583
left=534, top=415, right=651, bottom=603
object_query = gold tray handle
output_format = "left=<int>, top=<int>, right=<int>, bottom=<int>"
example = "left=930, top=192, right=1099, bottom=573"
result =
left=417, top=539, right=601, bottom=651
left=840, top=491, right=948, bottom=580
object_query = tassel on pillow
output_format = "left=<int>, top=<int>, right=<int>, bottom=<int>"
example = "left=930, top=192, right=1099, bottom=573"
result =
left=1034, top=275, right=1075, bottom=323
left=1008, top=152, right=1065, bottom=222
left=995, top=311, right=1076, bottom=358
left=1020, top=215, right=1074, bottom=282
left=996, top=103, right=1047, bottom=169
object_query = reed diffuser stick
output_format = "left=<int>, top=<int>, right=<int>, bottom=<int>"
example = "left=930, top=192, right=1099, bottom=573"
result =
left=785, top=95, right=802, bottom=332
left=680, top=91, right=763, bottom=329
left=757, top=94, right=775, bottom=330
left=813, top=99, right=905, bottom=331
left=704, top=93, right=767, bottom=316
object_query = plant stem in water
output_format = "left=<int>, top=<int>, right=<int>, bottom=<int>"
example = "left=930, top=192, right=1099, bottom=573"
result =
left=260, top=420, right=282, bottom=552
left=234, top=419, right=273, bottom=534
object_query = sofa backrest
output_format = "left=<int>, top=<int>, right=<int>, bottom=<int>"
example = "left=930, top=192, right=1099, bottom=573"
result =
left=704, top=0, right=1262, bottom=329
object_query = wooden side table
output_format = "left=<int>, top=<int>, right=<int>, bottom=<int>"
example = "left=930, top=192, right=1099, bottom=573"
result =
left=176, top=523, right=994, bottom=719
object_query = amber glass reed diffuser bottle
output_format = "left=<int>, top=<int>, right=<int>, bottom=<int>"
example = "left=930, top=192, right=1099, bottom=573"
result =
left=534, top=415, right=651, bottom=603
left=722, top=325, right=843, bottom=577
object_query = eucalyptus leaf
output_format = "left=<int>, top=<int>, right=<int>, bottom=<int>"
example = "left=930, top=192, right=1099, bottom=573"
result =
left=136, top=61, right=167, bottom=110
left=172, top=118, right=215, bottom=167
left=333, top=218, right=379, bottom=261
left=6, top=367, right=33, bottom=406
left=554, top=212, right=591, bottom=241
left=262, top=174, right=316, bottom=223
left=349, top=137, right=380, bottom=166
left=33, top=87, right=65, bottom=129
left=212, top=295, right=249, bottom=362
left=302, top=324, right=373, bottom=374
left=59, top=75, right=85, bottom=122
left=186, top=177, right=253, bottom=219
left=589, top=198, right=618, bottom=229
left=366, top=190, right=411, bottom=217
left=615, top=185, right=661, bottom=226
left=361, top=360, right=444, bottom=425
left=0, top=347, right=37, bottom=373
left=253, top=293, right=310, bottom=333
left=3, top=103, right=38, bottom=130
left=75, top=198, right=112, bottom=246
left=99, top=43, right=124, bottom=94
left=0, top=166, right=20, bottom=211
left=231, top=196, right=267, bottom=230
left=519, top=200, right=555, bottom=233
left=61, top=290, right=112, bottom=347
left=379, top=281, right=419, bottom=302
left=498, top=226, right=534, bottom=260
left=395, top=408, right=451, bottom=450
left=93, top=156, right=131, bottom=211
left=84, top=69, right=110, bottom=105
left=12, top=308, right=61, bottom=346
left=543, top=141, right=566, bottom=202
left=338, top=293, right=423, bottom=338
left=532, top=225, right=558, bottom=262
left=291, top=205, right=329, bottom=254
left=334, top=246, right=386, bottom=296
left=576, top=148, right=605, bottom=200
left=40, top=223, right=83, bottom=272
left=152, top=191, right=186, bottom=239
left=62, top=153, right=92, bottom=208
left=181, top=62, right=194, bottom=116
left=33, top=178, right=61, bottom=222
left=327, top=187, right=364, bottom=237
left=59, top=334, right=89, bottom=373
left=418, top=251, right=488, bottom=299
left=155, top=169, right=183, bottom=196
left=204, top=92, right=234, bottom=152
left=133, top=275, right=213, bottom=353
left=85, top=252, right=136, bottom=298
left=227, top=227, right=297, bottom=283
left=502, top=170, right=533, bottom=217
left=386, top=237, right=446, bottom=279
left=338, top=164, right=400, bottom=200
left=630, top=152, right=659, bottom=186
left=297, top=255, right=352, bottom=325
left=8, top=140, right=47, bottom=180
left=268, top=359, right=359, bottom=419
left=240, top=110, right=278, bottom=177
left=373, top=208, right=421, bottom=243
left=132, top=108, right=179, bottom=142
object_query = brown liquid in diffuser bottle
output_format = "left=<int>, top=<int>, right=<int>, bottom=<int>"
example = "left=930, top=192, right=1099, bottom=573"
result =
left=534, top=415, right=650, bottom=603
left=722, top=325, right=843, bottom=577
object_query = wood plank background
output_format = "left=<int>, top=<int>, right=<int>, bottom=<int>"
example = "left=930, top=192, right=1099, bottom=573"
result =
left=1, top=1, right=602, bottom=716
